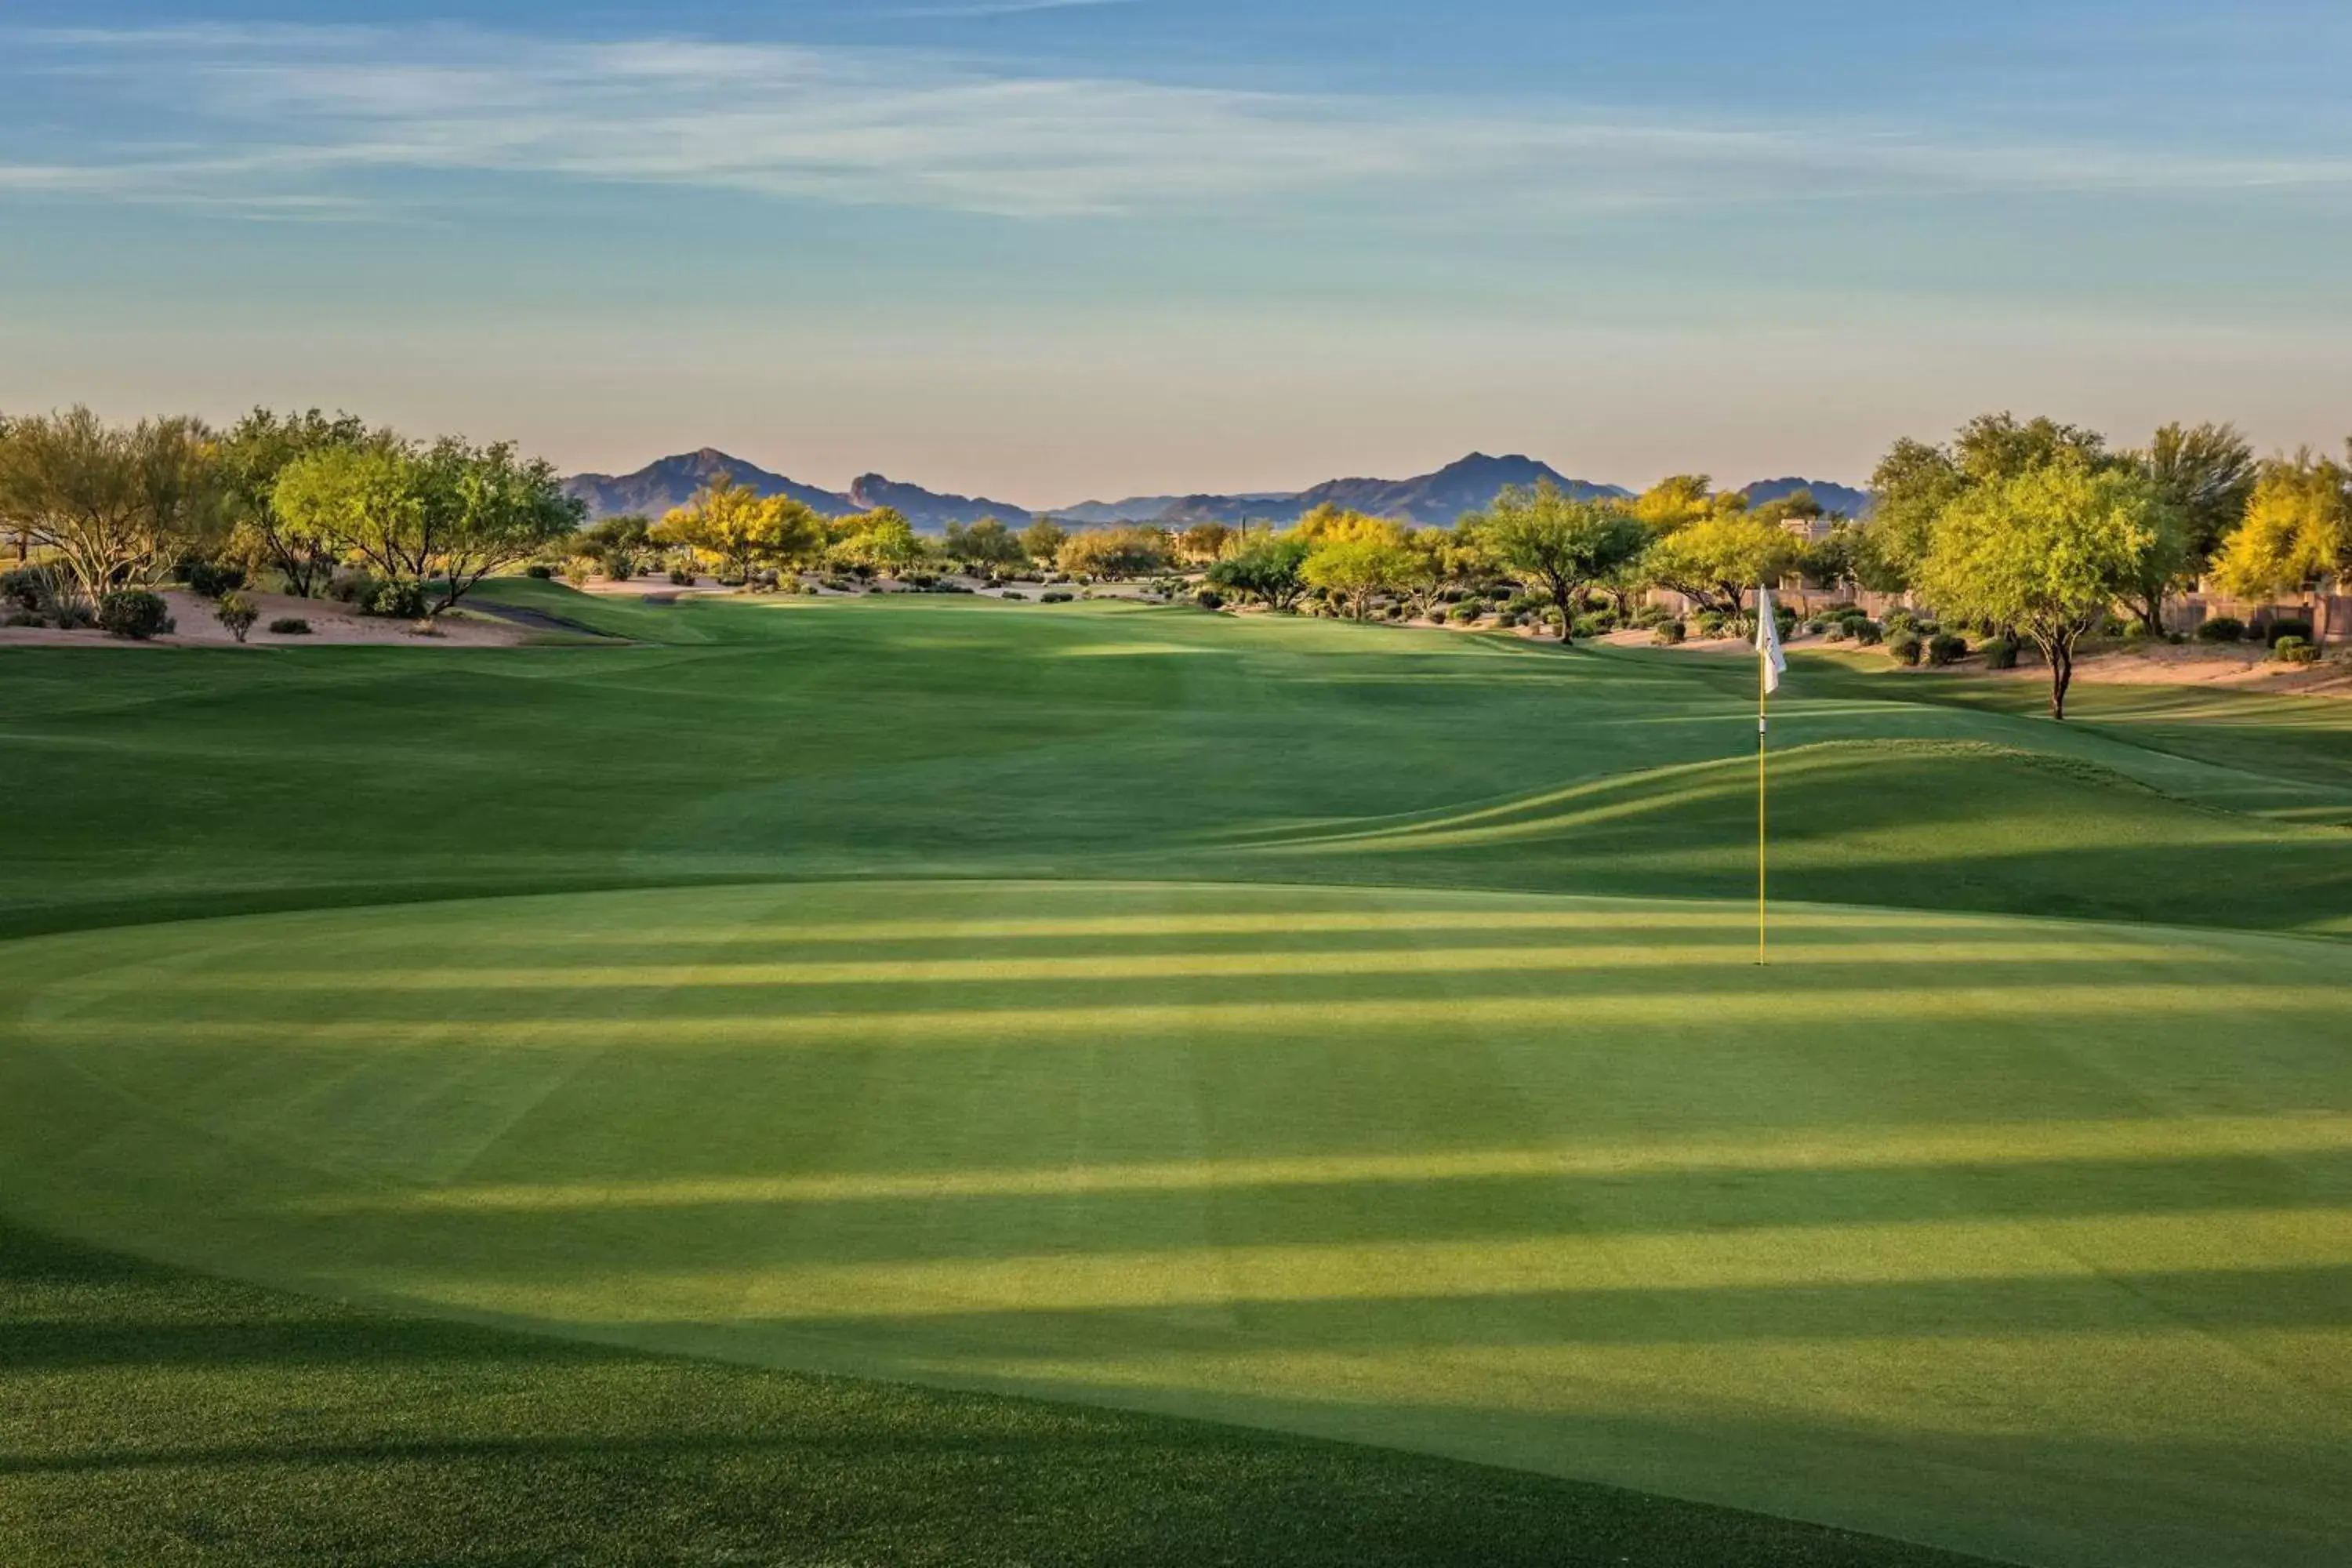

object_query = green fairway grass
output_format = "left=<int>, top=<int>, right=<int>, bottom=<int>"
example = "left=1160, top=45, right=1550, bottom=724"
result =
left=4, top=1219, right=2002, bottom=1568
left=3, top=880, right=2347, bottom=1568
left=3, top=592, right=2350, bottom=1566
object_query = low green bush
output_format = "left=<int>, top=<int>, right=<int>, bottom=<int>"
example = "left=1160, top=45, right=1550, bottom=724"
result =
left=365, top=579, right=429, bottom=619
left=1979, top=635, right=2018, bottom=670
left=1450, top=604, right=1483, bottom=623
left=524, top=563, right=557, bottom=579
left=1883, top=608, right=1925, bottom=637
left=0, top=568, right=45, bottom=612
left=2267, top=619, right=2314, bottom=647
left=3, top=610, right=44, bottom=628
left=669, top=568, right=696, bottom=586
left=1889, top=631, right=1924, bottom=666
left=214, top=591, right=260, bottom=644
left=1926, top=631, right=1969, bottom=666
left=1040, top=590, right=1075, bottom=603
left=2273, top=635, right=2319, bottom=665
left=1820, top=621, right=1847, bottom=642
left=1653, top=620, right=1686, bottom=645
left=267, top=617, right=312, bottom=635
left=999, top=590, right=1026, bottom=601
left=1850, top=619, right=1882, bottom=646
left=2195, top=616, right=2244, bottom=643
left=97, top=589, right=173, bottom=641
left=179, top=557, right=247, bottom=598
left=1195, top=589, right=1225, bottom=610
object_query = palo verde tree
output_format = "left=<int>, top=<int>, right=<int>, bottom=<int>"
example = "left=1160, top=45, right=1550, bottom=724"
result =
left=656, top=476, right=823, bottom=580
left=0, top=407, right=228, bottom=598
left=1916, top=454, right=2163, bottom=720
left=2211, top=446, right=2352, bottom=599
left=942, top=517, right=1027, bottom=574
left=1018, top=517, right=1069, bottom=568
left=218, top=408, right=370, bottom=597
left=1638, top=515, right=1801, bottom=626
left=1302, top=532, right=1414, bottom=621
left=1472, top=481, right=1644, bottom=641
left=1058, top=525, right=1174, bottom=579
left=828, top=508, right=927, bottom=576
left=1864, top=413, right=2113, bottom=590
left=1205, top=533, right=1312, bottom=612
left=273, top=434, right=581, bottom=614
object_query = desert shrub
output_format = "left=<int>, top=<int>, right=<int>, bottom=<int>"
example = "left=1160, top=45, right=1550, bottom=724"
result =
left=524, top=563, right=557, bottom=579
left=2267, top=619, right=2314, bottom=647
left=1979, top=635, right=2018, bottom=670
left=717, top=572, right=747, bottom=587
left=97, top=589, right=172, bottom=641
left=1883, top=608, right=1926, bottom=637
left=669, top=568, right=695, bottom=586
left=1570, top=614, right=1607, bottom=639
left=365, top=579, right=429, bottom=619
left=1849, top=619, right=1883, bottom=646
left=1000, top=590, right=1026, bottom=601
left=562, top=561, right=592, bottom=587
left=178, top=557, right=247, bottom=598
left=1889, top=631, right=1924, bottom=666
left=1820, top=620, right=1848, bottom=642
left=2194, top=615, right=2244, bottom=643
left=328, top=573, right=376, bottom=604
left=1926, top=631, right=1969, bottom=666
left=214, top=591, right=260, bottom=644
left=2273, top=635, right=2319, bottom=665
left=1690, top=610, right=1728, bottom=638
left=3, top=611, right=44, bottom=628
left=1450, top=603, right=1483, bottom=624
left=406, top=619, right=445, bottom=638
left=1040, top=590, right=1075, bottom=603
left=603, top=554, right=638, bottom=581
left=2121, top=619, right=2152, bottom=640
left=268, top=617, right=313, bottom=635
left=1653, top=619, right=1686, bottom=645
left=1, top=568, right=46, bottom=612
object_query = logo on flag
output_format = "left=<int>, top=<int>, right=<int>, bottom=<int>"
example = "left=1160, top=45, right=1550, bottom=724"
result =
left=1755, top=586, right=1787, bottom=695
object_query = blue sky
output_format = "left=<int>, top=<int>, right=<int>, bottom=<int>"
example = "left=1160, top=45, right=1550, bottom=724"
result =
left=3, top=2, right=2347, bottom=503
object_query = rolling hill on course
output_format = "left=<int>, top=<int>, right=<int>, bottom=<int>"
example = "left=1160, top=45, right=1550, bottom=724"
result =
left=2, top=592, right=2347, bottom=1568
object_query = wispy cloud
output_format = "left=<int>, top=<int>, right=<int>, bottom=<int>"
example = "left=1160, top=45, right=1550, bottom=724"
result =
left=5, top=24, right=2349, bottom=221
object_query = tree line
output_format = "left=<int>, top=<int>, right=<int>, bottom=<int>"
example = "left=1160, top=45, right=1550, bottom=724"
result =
left=0, top=407, right=581, bottom=622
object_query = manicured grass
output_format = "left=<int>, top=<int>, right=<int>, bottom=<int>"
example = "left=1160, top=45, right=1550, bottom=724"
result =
left=3, top=880, right=2347, bottom=1568
left=3, top=592, right=2350, bottom=1566
left=4, top=1218, right=2004, bottom=1568
left=2, top=592, right=2348, bottom=938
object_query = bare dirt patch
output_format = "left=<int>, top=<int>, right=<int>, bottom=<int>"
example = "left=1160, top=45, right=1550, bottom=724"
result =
left=0, top=590, right=532, bottom=649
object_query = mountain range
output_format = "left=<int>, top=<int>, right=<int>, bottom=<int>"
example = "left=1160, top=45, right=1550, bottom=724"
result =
left=564, top=448, right=1861, bottom=531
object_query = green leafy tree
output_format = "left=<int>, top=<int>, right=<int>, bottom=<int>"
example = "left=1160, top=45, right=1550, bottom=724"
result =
left=2212, top=448, right=2352, bottom=598
left=2124, top=423, right=2255, bottom=631
left=1639, top=516, right=1802, bottom=625
left=219, top=408, right=371, bottom=597
left=1058, top=525, right=1173, bottom=579
left=214, top=590, right=260, bottom=644
left=656, top=478, right=823, bottom=580
left=1177, top=522, right=1234, bottom=562
left=1205, top=535, right=1312, bottom=612
left=1917, top=456, right=2162, bottom=720
left=1632, top=474, right=1717, bottom=534
left=1864, top=414, right=2115, bottom=591
left=274, top=436, right=581, bottom=614
left=0, top=407, right=228, bottom=597
left=1019, top=518, right=1069, bottom=568
left=1472, top=482, right=1645, bottom=641
left=829, top=510, right=927, bottom=575
left=1302, top=534, right=1414, bottom=622
left=942, top=517, right=1027, bottom=572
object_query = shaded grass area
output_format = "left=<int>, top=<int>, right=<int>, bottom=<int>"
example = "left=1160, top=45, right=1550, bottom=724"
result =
left=0, top=1219, right=1994, bottom=1568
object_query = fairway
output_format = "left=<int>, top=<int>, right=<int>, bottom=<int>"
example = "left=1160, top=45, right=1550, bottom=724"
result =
left=5, top=875, right=2348, bottom=1568
left=5, top=595, right=2352, bottom=1566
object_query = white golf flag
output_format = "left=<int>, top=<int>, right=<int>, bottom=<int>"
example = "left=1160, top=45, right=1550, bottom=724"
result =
left=1755, top=586, right=1787, bottom=695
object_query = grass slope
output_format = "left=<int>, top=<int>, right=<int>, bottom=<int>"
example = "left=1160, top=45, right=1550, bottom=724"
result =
left=2, top=596, right=2348, bottom=938
left=2, top=1220, right=1999, bottom=1568
left=2, top=880, right=2346, bottom=1568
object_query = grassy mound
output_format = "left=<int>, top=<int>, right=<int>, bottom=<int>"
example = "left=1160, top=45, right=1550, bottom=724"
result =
left=4, top=880, right=2346, bottom=1568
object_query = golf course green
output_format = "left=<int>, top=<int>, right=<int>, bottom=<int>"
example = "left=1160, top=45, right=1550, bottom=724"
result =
left=4, top=590, right=2350, bottom=1566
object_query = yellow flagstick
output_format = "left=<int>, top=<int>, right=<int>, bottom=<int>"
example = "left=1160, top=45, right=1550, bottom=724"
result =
left=1758, top=644, right=1769, bottom=965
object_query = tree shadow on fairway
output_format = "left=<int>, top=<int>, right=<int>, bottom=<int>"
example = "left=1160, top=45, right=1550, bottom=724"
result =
left=0, top=1219, right=2000, bottom=1567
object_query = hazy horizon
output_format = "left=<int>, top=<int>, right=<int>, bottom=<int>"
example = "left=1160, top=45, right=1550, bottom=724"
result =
left=5, top=2, right=2348, bottom=507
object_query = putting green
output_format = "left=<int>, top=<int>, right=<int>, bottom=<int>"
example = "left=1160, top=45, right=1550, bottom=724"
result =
left=2, top=879, right=2347, bottom=1568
